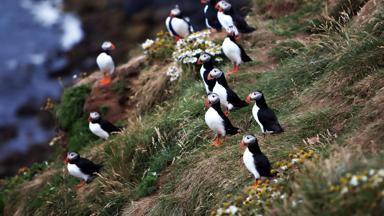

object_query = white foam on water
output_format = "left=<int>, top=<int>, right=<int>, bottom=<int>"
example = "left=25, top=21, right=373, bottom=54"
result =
left=61, top=13, right=84, bottom=51
left=21, top=0, right=84, bottom=50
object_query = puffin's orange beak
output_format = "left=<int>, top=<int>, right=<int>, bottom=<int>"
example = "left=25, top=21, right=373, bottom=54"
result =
left=240, top=140, right=246, bottom=149
left=111, top=43, right=116, bottom=50
left=200, top=0, right=206, bottom=4
left=197, top=59, right=202, bottom=65
left=245, top=95, right=251, bottom=104
left=207, top=74, right=214, bottom=80
left=64, top=156, right=69, bottom=164
left=88, top=116, right=91, bottom=122
left=169, top=12, right=173, bottom=17
left=215, top=3, right=221, bottom=10
left=204, top=99, right=210, bottom=108
left=235, top=35, right=241, bottom=40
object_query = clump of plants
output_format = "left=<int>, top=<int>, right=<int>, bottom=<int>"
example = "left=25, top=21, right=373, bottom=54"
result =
left=142, top=31, right=175, bottom=61
left=269, top=40, right=306, bottom=61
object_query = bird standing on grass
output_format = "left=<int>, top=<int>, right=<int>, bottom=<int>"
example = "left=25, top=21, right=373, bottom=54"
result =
left=222, top=30, right=252, bottom=76
left=207, top=68, right=247, bottom=114
left=205, top=93, right=241, bottom=146
left=240, top=134, right=273, bottom=188
left=201, top=0, right=222, bottom=31
left=215, top=0, right=255, bottom=35
left=88, top=112, right=120, bottom=140
left=65, top=151, right=102, bottom=189
left=165, top=5, right=194, bottom=40
left=246, top=91, right=284, bottom=134
left=97, top=41, right=116, bottom=86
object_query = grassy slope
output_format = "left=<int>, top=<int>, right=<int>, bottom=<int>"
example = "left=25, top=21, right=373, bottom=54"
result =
left=1, top=0, right=384, bottom=215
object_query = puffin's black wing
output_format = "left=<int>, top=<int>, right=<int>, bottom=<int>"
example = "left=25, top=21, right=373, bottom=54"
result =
left=100, top=119, right=120, bottom=134
left=234, top=41, right=252, bottom=63
left=77, top=158, right=102, bottom=175
left=226, top=87, right=248, bottom=108
left=206, top=5, right=222, bottom=29
left=217, top=109, right=240, bottom=135
left=258, top=109, right=284, bottom=133
left=232, top=10, right=256, bottom=33
left=254, top=154, right=273, bottom=177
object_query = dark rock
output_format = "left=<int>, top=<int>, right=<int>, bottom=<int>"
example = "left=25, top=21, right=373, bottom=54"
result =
left=0, top=125, right=18, bottom=145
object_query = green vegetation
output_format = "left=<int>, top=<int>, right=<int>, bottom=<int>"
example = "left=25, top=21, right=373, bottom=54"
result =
left=2, top=0, right=384, bottom=215
left=269, top=40, right=306, bottom=61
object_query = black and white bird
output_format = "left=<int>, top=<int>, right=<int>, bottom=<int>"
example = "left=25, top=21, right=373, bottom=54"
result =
left=88, top=112, right=120, bottom=140
left=240, top=134, right=273, bottom=187
left=197, top=53, right=217, bottom=94
left=65, top=151, right=102, bottom=189
left=208, top=68, right=247, bottom=112
left=215, top=0, right=255, bottom=35
left=165, top=5, right=194, bottom=40
left=205, top=93, right=241, bottom=146
left=222, top=31, right=252, bottom=75
left=246, top=91, right=284, bottom=134
left=96, top=41, right=116, bottom=85
left=201, top=0, right=222, bottom=31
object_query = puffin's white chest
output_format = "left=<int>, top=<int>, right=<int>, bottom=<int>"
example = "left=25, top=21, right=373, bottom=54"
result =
left=217, top=12, right=238, bottom=35
left=252, top=104, right=264, bottom=132
left=243, top=148, right=260, bottom=179
left=96, top=53, right=115, bottom=74
left=212, top=82, right=229, bottom=109
left=222, top=38, right=242, bottom=64
left=166, top=17, right=190, bottom=38
left=89, top=122, right=109, bottom=140
left=200, top=65, right=210, bottom=94
left=205, top=108, right=226, bottom=136
left=67, top=163, right=90, bottom=181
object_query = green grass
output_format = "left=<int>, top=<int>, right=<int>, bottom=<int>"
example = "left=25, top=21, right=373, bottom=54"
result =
left=269, top=39, right=307, bottom=61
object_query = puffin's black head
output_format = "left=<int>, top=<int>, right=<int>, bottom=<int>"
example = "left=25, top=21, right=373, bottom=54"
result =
left=207, top=68, right=223, bottom=80
left=66, top=151, right=80, bottom=163
left=89, top=112, right=101, bottom=122
left=169, top=5, right=182, bottom=17
left=101, top=41, right=116, bottom=51
left=240, top=134, right=258, bottom=149
left=215, top=0, right=231, bottom=12
left=197, top=53, right=212, bottom=65
left=207, top=93, right=220, bottom=105
left=246, top=91, right=263, bottom=103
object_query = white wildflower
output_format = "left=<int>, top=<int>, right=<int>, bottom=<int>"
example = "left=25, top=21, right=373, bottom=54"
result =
left=369, top=169, right=375, bottom=176
left=142, top=39, right=154, bottom=50
left=225, top=205, right=238, bottom=214
left=349, top=176, right=359, bottom=186
left=378, top=169, right=384, bottom=177
left=280, top=193, right=287, bottom=199
left=340, top=187, right=348, bottom=194
left=291, top=158, right=300, bottom=164
left=280, top=165, right=288, bottom=171
left=361, top=175, right=368, bottom=182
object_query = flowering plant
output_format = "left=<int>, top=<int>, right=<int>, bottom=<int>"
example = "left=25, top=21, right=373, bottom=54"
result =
left=141, top=31, right=175, bottom=60
left=172, top=30, right=223, bottom=64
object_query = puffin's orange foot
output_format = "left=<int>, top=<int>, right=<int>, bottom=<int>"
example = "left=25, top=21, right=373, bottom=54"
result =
left=251, top=179, right=262, bottom=188
left=212, top=136, right=220, bottom=147
left=75, top=180, right=86, bottom=190
left=99, top=75, right=112, bottom=85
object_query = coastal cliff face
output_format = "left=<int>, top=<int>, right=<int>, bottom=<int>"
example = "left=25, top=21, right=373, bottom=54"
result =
left=1, top=0, right=384, bottom=215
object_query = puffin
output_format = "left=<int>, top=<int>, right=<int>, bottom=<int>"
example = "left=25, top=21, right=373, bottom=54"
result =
left=246, top=91, right=284, bottom=134
left=88, top=112, right=120, bottom=140
left=165, top=5, right=194, bottom=40
left=201, top=0, right=222, bottom=31
left=215, top=0, right=255, bottom=35
left=222, top=31, right=252, bottom=75
left=197, top=53, right=217, bottom=94
left=208, top=68, right=248, bottom=113
left=65, top=151, right=102, bottom=189
left=240, top=134, right=273, bottom=187
left=96, top=41, right=116, bottom=85
left=205, top=93, right=241, bottom=146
